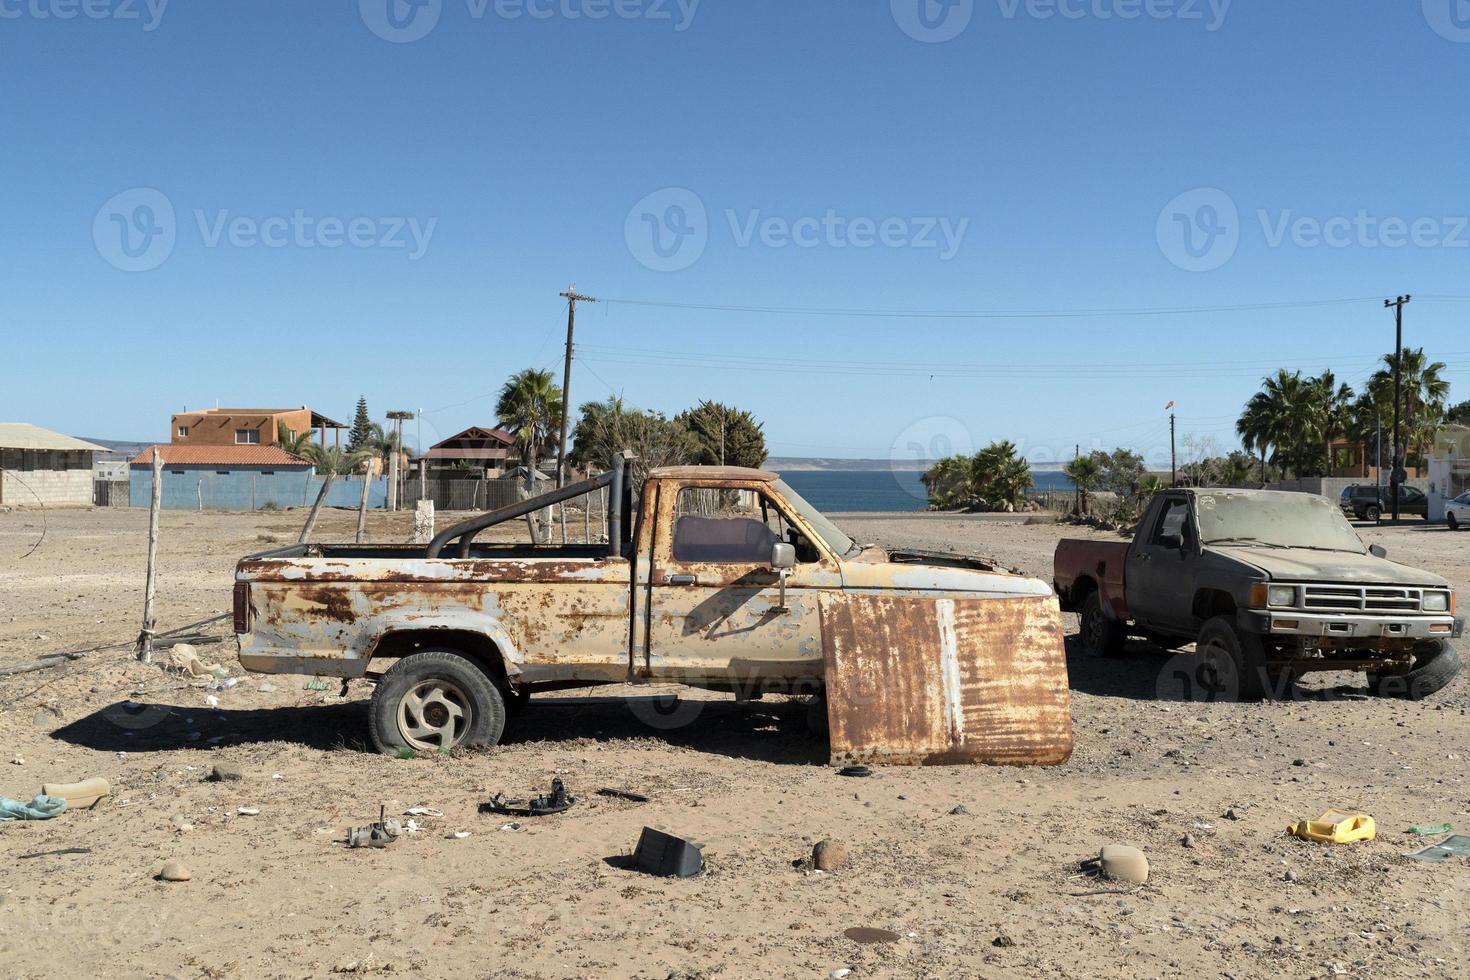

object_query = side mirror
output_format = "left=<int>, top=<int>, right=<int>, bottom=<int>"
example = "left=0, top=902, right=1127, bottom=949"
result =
left=1159, top=533, right=1184, bottom=551
left=1370, top=544, right=1388, bottom=559
left=771, top=542, right=796, bottom=571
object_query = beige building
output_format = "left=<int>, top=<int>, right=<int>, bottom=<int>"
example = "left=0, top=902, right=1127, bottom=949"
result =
left=170, top=407, right=344, bottom=448
left=0, top=423, right=107, bottom=507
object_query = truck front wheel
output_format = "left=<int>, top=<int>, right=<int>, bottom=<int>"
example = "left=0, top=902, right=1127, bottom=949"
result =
left=1196, top=616, right=1293, bottom=702
left=1078, top=591, right=1126, bottom=658
left=1367, top=641, right=1462, bottom=701
left=370, top=650, right=507, bottom=754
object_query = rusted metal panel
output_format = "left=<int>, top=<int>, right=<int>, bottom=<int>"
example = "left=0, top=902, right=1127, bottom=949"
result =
left=820, top=593, right=1073, bottom=767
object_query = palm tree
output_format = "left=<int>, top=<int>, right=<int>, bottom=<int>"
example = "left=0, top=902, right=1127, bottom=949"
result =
left=1308, top=370, right=1355, bottom=477
left=921, top=456, right=974, bottom=510
left=496, top=368, right=564, bottom=483
left=1236, top=392, right=1273, bottom=481
left=1364, top=348, right=1450, bottom=469
left=277, top=421, right=315, bottom=458
left=1237, top=369, right=1322, bottom=477
left=972, top=441, right=1033, bottom=511
left=296, top=444, right=373, bottom=544
left=1063, top=454, right=1101, bottom=516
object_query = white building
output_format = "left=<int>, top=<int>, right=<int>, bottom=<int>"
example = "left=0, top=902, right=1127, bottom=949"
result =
left=0, top=424, right=107, bottom=507
left=1426, top=423, right=1470, bottom=521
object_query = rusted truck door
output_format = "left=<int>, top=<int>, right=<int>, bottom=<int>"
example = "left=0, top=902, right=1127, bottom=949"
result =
left=643, top=479, right=840, bottom=684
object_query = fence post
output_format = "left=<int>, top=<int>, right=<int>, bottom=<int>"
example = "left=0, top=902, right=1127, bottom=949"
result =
left=136, top=448, right=162, bottom=663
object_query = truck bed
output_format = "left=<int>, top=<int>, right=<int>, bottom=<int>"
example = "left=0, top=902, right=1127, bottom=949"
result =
left=1052, top=538, right=1129, bottom=613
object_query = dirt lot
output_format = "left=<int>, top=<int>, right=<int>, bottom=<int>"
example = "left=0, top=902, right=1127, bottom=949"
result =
left=1, top=506, right=1467, bottom=979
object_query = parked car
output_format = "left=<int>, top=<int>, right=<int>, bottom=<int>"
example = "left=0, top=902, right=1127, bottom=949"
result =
left=1340, top=483, right=1429, bottom=521
left=1054, top=488, right=1462, bottom=700
left=233, top=460, right=1074, bottom=766
left=1448, top=492, right=1470, bottom=530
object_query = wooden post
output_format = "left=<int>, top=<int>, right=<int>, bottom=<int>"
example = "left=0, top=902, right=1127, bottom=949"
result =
left=355, top=465, right=373, bottom=544
left=136, top=448, right=162, bottom=663
left=196, top=479, right=202, bottom=512
left=298, top=471, right=336, bottom=544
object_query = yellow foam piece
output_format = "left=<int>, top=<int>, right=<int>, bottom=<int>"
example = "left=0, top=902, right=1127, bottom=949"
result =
left=1287, top=809, right=1376, bottom=844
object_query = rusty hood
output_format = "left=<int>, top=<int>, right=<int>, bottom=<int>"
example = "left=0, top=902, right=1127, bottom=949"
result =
left=841, top=548, right=1051, bottom=598
left=819, top=592, right=1073, bottom=767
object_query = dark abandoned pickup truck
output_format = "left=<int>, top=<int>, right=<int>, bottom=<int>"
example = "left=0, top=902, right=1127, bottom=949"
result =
left=234, top=459, right=1074, bottom=766
left=1054, top=488, right=1463, bottom=700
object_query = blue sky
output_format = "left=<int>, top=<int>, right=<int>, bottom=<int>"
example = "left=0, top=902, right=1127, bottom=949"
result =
left=3, top=0, right=1469, bottom=469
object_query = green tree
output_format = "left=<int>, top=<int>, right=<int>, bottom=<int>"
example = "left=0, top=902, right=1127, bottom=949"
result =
left=1063, top=454, right=1102, bottom=516
left=1447, top=399, right=1470, bottom=426
left=1237, top=369, right=1324, bottom=477
left=1361, top=348, right=1450, bottom=468
left=495, top=368, right=564, bottom=483
left=296, top=443, right=373, bottom=544
left=921, top=456, right=975, bottom=510
left=1308, top=370, right=1356, bottom=477
left=277, top=421, right=315, bottom=458
left=676, top=401, right=767, bottom=469
left=348, top=397, right=372, bottom=452
left=362, top=422, right=402, bottom=477
left=1090, top=448, right=1146, bottom=497
left=971, top=441, right=1033, bottom=510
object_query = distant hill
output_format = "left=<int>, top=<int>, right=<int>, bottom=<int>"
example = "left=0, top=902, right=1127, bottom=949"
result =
left=83, top=438, right=152, bottom=461
left=766, top=456, right=1067, bottom=472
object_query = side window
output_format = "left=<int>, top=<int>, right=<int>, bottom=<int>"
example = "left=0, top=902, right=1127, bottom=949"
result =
left=670, top=487, right=821, bottom=564
left=1152, top=499, right=1191, bottom=545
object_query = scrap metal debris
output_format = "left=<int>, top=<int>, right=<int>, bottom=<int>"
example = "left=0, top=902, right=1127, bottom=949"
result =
left=485, top=778, right=576, bottom=817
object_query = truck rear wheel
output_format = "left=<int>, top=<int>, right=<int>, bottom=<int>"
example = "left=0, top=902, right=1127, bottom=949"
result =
left=1196, top=616, right=1293, bottom=702
left=370, top=650, right=506, bottom=754
left=1078, top=590, right=1126, bottom=658
left=1368, top=641, right=1462, bottom=701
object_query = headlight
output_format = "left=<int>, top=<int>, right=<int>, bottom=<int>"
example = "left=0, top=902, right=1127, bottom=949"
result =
left=1423, top=591, right=1450, bottom=612
left=1268, top=585, right=1297, bottom=607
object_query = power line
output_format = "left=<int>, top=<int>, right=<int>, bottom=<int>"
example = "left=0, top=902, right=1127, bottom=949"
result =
left=599, top=294, right=1415, bottom=321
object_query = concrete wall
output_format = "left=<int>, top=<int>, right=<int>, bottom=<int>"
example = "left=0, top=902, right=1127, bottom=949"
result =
left=1265, top=476, right=1428, bottom=501
left=129, top=465, right=388, bottom=511
left=0, top=467, right=94, bottom=507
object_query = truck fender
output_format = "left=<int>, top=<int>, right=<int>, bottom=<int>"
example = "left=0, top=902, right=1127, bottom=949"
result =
left=361, top=614, right=525, bottom=678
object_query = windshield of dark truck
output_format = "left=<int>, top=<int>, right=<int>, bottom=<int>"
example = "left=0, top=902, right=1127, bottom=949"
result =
left=773, top=480, right=858, bottom=557
left=1195, top=491, right=1366, bottom=553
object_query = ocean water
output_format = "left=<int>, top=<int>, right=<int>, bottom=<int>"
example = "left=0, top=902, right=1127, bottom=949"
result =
left=776, top=469, right=1075, bottom=513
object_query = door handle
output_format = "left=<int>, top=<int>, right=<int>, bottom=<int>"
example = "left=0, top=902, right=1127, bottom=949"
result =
left=668, top=574, right=698, bottom=586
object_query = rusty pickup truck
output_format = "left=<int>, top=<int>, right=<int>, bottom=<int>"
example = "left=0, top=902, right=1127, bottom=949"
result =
left=235, top=458, right=1074, bottom=765
left=1054, top=488, right=1463, bottom=701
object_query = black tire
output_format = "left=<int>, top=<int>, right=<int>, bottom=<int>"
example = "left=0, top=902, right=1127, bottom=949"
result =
left=369, top=649, right=506, bottom=754
left=1365, top=505, right=1381, bottom=522
left=1196, top=615, right=1295, bottom=702
left=1368, top=641, right=1462, bottom=701
left=1078, top=590, right=1126, bottom=658
left=1449, top=513, right=1459, bottom=531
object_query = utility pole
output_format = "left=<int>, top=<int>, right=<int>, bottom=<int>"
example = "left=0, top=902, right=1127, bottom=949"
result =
left=387, top=410, right=415, bottom=512
left=556, top=286, right=598, bottom=488
left=1170, top=413, right=1178, bottom=487
left=1385, top=295, right=1411, bottom=522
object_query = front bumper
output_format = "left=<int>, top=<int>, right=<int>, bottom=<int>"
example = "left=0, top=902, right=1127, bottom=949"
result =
left=1238, top=610, right=1463, bottom=641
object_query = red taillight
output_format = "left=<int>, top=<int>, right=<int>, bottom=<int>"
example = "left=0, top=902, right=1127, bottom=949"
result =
left=233, top=582, right=250, bottom=634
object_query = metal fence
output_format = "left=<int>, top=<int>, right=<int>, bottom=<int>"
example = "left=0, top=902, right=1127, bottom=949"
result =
left=401, top=478, right=551, bottom=513
left=93, top=479, right=129, bottom=507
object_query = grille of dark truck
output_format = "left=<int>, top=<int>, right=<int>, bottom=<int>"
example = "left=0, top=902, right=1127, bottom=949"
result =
left=1301, top=585, right=1423, bottom=613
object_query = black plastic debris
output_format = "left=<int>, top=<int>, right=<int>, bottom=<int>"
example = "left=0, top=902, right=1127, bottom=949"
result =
left=633, top=827, right=704, bottom=878
left=597, top=788, right=650, bottom=803
left=837, top=765, right=873, bottom=778
left=485, top=777, right=576, bottom=817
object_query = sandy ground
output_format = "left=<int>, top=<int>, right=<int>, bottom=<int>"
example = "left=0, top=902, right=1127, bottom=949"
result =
left=0, top=505, right=1467, bottom=979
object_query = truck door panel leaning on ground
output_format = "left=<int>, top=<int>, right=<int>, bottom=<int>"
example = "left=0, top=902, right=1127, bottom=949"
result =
left=1055, top=488, right=1464, bottom=701
left=235, top=459, right=1072, bottom=764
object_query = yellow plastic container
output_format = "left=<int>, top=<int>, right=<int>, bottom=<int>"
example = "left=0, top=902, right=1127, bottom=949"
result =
left=1287, top=809, right=1376, bottom=844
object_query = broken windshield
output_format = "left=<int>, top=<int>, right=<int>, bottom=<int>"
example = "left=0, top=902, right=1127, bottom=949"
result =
left=773, top=480, right=859, bottom=557
left=1196, top=492, right=1366, bottom=553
